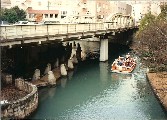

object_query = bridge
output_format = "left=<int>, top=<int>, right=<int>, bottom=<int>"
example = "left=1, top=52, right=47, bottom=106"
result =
left=0, top=14, right=138, bottom=61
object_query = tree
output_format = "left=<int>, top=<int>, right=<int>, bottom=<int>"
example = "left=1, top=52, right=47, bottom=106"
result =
left=138, top=12, right=156, bottom=32
left=157, top=4, right=167, bottom=21
left=12, top=6, right=26, bottom=21
left=131, top=11, right=167, bottom=72
left=2, top=8, right=18, bottom=23
left=0, top=6, right=26, bottom=23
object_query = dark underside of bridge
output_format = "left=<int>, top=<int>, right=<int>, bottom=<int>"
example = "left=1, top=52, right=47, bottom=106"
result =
left=1, top=28, right=137, bottom=80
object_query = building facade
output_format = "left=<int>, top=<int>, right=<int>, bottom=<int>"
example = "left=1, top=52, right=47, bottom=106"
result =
left=110, top=1, right=132, bottom=15
left=1, top=0, right=11, bottom=9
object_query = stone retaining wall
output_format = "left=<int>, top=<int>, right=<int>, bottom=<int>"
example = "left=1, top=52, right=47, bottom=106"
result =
left=1, top=78, right=38, bottom=119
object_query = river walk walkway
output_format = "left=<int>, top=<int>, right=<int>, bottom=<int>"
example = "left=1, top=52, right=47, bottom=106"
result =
left=147, top=72, right=167, bottom=111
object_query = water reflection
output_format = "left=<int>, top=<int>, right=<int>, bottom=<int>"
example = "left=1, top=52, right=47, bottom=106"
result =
left=68, top=69, right=75, bottom=80
left=61, top=77, right=67, bottom=88
left=111, top=72, right=133, bottom=80
left=38, top=87, right=57, bottom=102
left=99, top=62, right=108, bottom=83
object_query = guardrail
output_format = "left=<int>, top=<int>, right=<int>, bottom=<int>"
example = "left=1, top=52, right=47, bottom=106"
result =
left=0, top=23, right=135, bottom=40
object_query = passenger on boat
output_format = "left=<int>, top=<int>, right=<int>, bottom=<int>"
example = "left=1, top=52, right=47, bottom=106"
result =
left=126, top=53, right=130, bottom=59
left=117, top=60, right=123, bottom=66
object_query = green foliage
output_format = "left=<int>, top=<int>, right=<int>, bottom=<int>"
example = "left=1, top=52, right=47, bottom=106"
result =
left=132, top=9, right=167, bottom=72
left=0, top=6, right=26, bottom=23
left=139, top=12, right=156, bottom=32
left=12, top=6, right=26, bottom=21
left=160, top=4, right=167, bottom=13
left=157, top=4, right=167, bottom=21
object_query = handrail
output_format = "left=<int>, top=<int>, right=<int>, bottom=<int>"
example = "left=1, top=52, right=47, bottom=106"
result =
left=0, top=23, right=135, bottom=40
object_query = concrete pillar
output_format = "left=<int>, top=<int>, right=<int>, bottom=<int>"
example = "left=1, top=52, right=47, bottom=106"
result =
left=32, top=69, right=40, bottom=81
left=60, top=64, right=67, bottom=76
left=66, top=42, right=71, bottom=59
left=44, top=63, right=51, bottom=74
left=68, top=59, right=74, bottom=70
left=100, top=39, right=108, bottom=62
left=60, top=55, right=66, bottom=64
left=72, top=54, right=78, bottom=64
left=70, top=45, right=77, bottom=59
left=3, top=74, right=12, bottom=85
left=73, top=41, right=76, bottom=47
left=54, top=58, right=59, bottom=68
left=48, top=71, right=56, bottom=85
left=81, top=51, right=86, bottom=61
left=76, top=43, right=81, bottom=61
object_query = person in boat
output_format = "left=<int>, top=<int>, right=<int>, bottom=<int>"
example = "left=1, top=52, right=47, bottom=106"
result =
left=117, top=60, right=123, bottom=66
left=126, top=53, right=130, bottom=60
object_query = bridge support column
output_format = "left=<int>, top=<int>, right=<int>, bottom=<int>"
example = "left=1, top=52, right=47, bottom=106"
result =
left=100, top=39, right=108, bottom=62
left=54, top=58, right=59, bottom=68
left=44, top=63, right=51, bottom=75
left=76, top=43, right=81, bottom=61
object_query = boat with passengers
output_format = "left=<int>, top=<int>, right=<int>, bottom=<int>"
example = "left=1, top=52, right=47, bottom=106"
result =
left=111, top=53, right=136, bottom=73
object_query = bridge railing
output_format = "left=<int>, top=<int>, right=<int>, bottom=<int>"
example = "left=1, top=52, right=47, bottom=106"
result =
left=0, top=23, right=134, bottom=40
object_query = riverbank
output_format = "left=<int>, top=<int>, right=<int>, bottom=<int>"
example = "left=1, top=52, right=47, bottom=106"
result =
left=147, top=72, right=167, bottom=111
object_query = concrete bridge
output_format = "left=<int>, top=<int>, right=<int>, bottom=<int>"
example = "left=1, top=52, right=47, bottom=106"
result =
left=0, top=14, right=138, bottom=61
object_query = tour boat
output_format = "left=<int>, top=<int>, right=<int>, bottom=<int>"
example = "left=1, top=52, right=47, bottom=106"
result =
left=111, top=56, right=136, bottom=73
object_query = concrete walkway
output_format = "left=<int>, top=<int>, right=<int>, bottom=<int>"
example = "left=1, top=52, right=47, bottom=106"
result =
left=147, top=72, right=167, bottom=111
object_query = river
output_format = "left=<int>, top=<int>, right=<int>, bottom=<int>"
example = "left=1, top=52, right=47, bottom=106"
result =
left=30, top=42, right=167, bottom=120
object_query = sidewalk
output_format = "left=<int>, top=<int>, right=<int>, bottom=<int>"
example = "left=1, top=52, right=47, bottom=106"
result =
left=147, top=72, right=167, bottom=111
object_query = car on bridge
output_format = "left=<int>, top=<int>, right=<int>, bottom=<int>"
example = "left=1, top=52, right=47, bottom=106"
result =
left=0, top=21, right=13, bottom=26
left=13, top=21, right=39, bottom=25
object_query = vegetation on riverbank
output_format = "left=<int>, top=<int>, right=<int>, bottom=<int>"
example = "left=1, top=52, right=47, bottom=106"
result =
left=131, top=4, right=167, bottom=73
left=131, top=4, right=167, bottom=111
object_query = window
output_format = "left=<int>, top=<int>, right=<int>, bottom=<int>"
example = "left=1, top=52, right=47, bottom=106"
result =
left=55, top=14, right=58, bottom=18
left=61, top=16, right=66, bottom=18
left=45, top=14, right=48, bottom=18
left=50, top=14, right=53, bottom=18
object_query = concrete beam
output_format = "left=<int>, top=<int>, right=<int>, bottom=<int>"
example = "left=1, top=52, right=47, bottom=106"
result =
left=0, top=41, right=21, bottom=47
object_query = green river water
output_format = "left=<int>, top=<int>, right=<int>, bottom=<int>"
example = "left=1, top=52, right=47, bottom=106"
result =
left=30, top=42, right=167, bottom=120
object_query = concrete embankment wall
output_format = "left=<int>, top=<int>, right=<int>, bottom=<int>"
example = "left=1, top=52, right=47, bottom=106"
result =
left=147, top=72, right=167, bottom=111
left=1, top=79, right=38, bottom=119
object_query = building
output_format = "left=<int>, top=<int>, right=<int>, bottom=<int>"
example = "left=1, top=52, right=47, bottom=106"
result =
left=1, top=0, right=11, bottom=9
left=110, top=1, right=132, bottom=15
left=120, top=0, right=166, bottom=21
left=96, top=0, right=112, bottom=21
